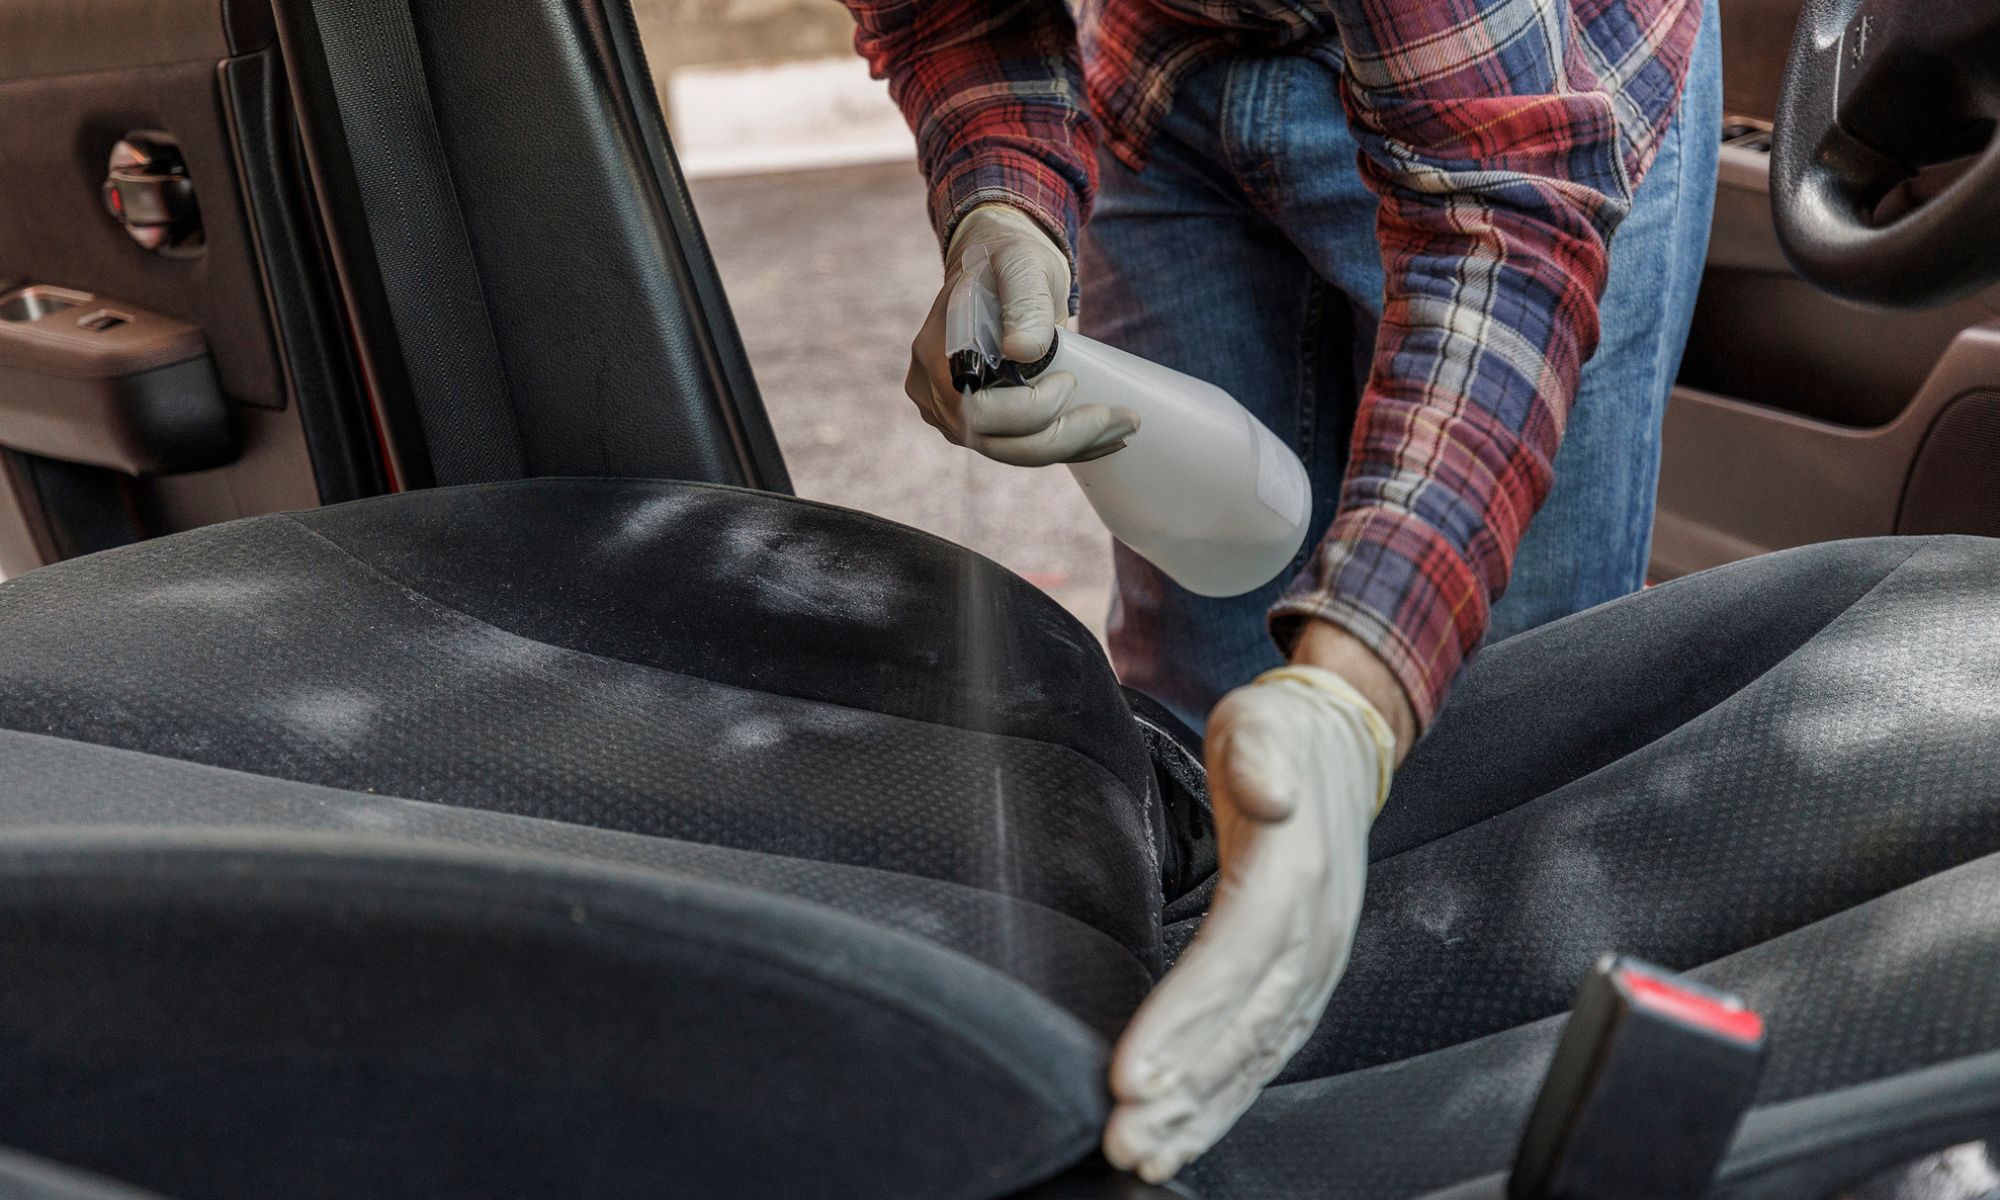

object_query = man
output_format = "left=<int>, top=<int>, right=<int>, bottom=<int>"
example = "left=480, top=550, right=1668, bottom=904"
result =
left=845, top=0, right=1722, bottom=1181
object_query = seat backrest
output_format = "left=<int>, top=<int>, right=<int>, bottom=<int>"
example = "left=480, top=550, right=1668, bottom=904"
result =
left=269, top=0, right=788, bottom=491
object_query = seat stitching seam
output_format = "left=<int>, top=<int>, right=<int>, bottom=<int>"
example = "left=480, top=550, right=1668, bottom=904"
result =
left=0, top=727, right=1154, bottom=991
left=279, top=504, right=1145, bottom=793
left=274, top=515, right=1163, bottom=958
left=276, top=515, right=1144, bottom=792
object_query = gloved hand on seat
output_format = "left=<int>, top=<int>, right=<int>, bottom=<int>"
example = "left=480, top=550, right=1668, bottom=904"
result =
left=906, top=203, right=1139, bottom=466
left=1104, top=658, right=1402, bottom=1183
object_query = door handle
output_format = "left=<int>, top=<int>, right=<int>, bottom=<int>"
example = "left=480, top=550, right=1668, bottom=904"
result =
left=102, top=134, right=203, bottom=256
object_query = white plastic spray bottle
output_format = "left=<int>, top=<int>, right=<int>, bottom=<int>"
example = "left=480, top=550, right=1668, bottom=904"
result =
left=946, top=245, right=1312, bottom=598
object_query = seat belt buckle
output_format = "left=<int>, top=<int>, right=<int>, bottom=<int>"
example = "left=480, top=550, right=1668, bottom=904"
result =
left=1508, top=955, right=1767, bottom=1200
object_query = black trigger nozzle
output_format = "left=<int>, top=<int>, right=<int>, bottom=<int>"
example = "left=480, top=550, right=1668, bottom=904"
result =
left=950, top=332, right=1060, bottom=394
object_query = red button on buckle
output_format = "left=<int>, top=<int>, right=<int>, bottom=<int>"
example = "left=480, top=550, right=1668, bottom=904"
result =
left=1619, top=967, right=1766, bottom=1044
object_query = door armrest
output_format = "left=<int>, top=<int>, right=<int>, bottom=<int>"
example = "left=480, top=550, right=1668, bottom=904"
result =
left=0, top=285, right=234, bottom=475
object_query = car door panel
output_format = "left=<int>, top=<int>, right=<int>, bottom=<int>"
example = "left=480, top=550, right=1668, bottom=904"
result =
left=0, top=0, right=226, bottom=81
left=0, top=0, right=371, bottom=577
left=1654, top=0, right=2000, bottom=579
left=1715, top=0, right=1803, bottom=121
left=0, top=59, right=289, bottom=409
left=1676, top=145, right=2000, bottom=430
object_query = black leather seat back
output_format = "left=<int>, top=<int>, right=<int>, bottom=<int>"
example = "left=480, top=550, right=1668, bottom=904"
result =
left=271, top=0, right=786, bottom=490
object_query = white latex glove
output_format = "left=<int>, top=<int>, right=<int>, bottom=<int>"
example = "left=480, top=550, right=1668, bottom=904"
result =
left=906, top=203, right=1139, bottom=467
left=1104, top=665, right=1396, bottom=1183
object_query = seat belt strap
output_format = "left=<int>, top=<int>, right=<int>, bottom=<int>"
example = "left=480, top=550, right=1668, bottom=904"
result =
left=307, top=0, right=528, bottom=485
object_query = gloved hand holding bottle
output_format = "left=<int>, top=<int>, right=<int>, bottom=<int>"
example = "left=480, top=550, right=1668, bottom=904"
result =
left=915, top=203, right=1314, bottom=599
left=906, top=202, right=1140, bottom=466
left=1104, top=626, right=1416, bottom=1184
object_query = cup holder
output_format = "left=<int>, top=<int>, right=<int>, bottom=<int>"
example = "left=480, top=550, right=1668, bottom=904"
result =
left=0, top=286, right=91, bottom=324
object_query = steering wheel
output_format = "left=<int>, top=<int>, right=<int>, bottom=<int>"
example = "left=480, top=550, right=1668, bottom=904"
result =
left=1772, top=0, right=2000, bottom=308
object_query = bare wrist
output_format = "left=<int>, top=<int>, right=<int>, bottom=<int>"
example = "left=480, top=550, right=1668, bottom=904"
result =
left=1290, top=620, right=1419, bottom=764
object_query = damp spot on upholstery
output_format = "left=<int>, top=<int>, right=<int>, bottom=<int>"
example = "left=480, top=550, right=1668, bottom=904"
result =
left=279, top=687, right=383, bottom=747
left=723, top=716, right=788, bottom=752
left=131, top=577, right=288, bottom=614
left=714, top=519, right=907, bottom=625
left=600, top=493, right=702, bottom=555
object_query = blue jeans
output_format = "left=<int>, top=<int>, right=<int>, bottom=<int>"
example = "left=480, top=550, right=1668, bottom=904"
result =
left=1081, top=7, right=1723, bottom=731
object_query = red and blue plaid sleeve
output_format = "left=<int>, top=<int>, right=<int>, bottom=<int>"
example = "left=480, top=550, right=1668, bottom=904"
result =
left=1270, top=0, right=1702, bottom=729
left=844, top=0, right=1099, bottom=268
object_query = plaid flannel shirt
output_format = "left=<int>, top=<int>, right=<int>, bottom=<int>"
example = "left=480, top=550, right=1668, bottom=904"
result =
left=845, top=0, right=1704, bottom=728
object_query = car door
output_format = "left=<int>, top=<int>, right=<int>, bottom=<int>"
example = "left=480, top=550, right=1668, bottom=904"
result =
left=0, top=0, right=381, bottom=578
left=0, top=0, right=785, bottom=582
left=1651, top=0, right=2000, bottom=579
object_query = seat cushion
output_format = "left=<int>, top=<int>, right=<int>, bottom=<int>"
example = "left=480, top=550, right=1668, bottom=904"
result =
left=0, top=478, right=1164, bottom=989
left=0, top=479, right=1167, bottom=1200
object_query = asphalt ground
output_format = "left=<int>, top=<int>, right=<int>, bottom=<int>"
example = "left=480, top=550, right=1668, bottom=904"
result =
left=689, top=161, right=1117, bottom=640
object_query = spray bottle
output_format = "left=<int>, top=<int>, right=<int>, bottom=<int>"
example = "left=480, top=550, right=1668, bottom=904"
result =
left=946, top=245, right=1312, bottom=598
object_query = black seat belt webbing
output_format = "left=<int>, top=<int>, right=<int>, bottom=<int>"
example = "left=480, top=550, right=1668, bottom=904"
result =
left=309, top=0, right=528, bottom=484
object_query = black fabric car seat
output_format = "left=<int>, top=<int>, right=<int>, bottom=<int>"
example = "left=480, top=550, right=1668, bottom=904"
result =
left=0, top=478, right=1170, bottom=1199
left=1181, top=535, right=2000, bottom=1199
left=0, top=476, right=1165, bottom=971
left=0, top=1149, right=168, bottom=1200
left=0, top=483, right=1998, bottom=1200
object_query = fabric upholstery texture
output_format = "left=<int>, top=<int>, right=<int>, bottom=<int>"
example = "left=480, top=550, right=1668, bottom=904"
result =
left=0, top=1149, right=168, bottom=1200
left=0, top=832, right=1108, bottom=1200
left=0, top=479, right=1162, bottom=971
left=0, top=730, right=1157, bottom=1043
left=1181, top=537, right=2000, bottom=1199
left=0, top=475, right=1995, bottom=1200
left=0, top=479, right=1164, bottom=1200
